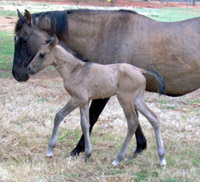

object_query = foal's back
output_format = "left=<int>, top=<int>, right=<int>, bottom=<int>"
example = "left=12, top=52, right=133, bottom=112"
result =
left=83, top=62, right=146, bottom=100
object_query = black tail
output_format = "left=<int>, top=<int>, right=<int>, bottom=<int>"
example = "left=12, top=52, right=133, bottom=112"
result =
left=145, top=69, right=166, bottom=95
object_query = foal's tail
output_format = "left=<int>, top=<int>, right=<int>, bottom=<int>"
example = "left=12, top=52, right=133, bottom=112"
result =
left=142, top=69, right=166, bottom=95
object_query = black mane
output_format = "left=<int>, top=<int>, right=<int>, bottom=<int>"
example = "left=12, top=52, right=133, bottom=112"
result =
left=32, top=10, right=68, bottom=36
left=15, top=9, right=137, bottom=34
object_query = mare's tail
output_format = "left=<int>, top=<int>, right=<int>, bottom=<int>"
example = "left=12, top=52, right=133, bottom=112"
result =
left=142, top=69, right=166, bottom=95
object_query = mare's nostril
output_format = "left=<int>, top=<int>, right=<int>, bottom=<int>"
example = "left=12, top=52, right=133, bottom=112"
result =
left=15, top=73, right=19, bottom=80
left=27, top=66, right=31, bottom=73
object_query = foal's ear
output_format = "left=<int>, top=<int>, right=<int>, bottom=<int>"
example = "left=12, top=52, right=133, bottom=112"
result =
left=47, top=35, right=58, bottom=48
left=17, top=9, right=23, bottom=19
left=24, top=9, right=32, bottom=25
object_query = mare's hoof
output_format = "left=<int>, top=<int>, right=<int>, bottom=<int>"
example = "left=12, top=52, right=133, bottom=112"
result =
left=70, top=146, right=85, bottom=156
left=133, top=143, right=147, bottom=158
left=133, top=152, right=139, bottom=158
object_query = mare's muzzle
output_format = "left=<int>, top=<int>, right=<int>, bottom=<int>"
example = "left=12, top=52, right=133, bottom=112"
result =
left=12, top=65, right=30, bottom=82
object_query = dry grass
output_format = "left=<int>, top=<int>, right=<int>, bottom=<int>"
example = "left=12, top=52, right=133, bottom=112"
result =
left=0, top=69, right=199, bottom=182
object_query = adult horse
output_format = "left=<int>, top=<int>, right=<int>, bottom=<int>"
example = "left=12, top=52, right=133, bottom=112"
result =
left=13, top=9, right=200, bottom=156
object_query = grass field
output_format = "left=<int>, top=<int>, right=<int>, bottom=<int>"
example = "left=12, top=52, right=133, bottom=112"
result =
left=0, top=1, right=200, bottom=182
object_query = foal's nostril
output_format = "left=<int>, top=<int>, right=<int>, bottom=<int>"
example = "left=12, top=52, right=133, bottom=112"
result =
left=27, top=66, right=35, bottom=75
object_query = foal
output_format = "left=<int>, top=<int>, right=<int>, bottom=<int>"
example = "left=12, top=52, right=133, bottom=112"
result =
left=28, top=36, right=166, bottom=166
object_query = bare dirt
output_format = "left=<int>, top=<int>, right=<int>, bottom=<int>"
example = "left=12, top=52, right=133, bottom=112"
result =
left=0, top=16, right=17, bottom=32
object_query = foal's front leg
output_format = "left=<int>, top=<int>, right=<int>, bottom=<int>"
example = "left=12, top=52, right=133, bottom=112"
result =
left=47, top=98, right=78, bottom=157
left=80, top=103, right=92, bottom=162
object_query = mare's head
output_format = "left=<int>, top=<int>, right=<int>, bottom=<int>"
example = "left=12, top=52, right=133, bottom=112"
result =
left=27, top=36, right=58, bottom=75
left=13, top=9, right=50, bottom=82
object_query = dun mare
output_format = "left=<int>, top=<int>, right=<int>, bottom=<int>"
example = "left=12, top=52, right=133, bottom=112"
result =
left=13, top=9, right=200, bottom=156
left=27, top=36, right=166, bottom=166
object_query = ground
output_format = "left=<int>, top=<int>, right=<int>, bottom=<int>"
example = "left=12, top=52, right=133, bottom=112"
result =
left=0, top=1, right=200, bottom=182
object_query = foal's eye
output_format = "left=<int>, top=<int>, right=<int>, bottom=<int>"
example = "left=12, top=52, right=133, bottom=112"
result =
left=39, top=53, right=46, bottom=59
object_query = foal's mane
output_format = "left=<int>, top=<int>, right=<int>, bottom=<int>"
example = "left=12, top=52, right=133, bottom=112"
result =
left=58, top=41, right=89, bottom=63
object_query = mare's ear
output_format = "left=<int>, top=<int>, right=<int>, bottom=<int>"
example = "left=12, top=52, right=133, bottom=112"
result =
left=24, top=9, right=32, bottom=25
left=47, top=35, right=58, bottom=48
left=17, top=9, right=23, bottom=18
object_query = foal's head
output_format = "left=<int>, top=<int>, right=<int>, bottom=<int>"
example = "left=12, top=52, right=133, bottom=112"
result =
left=27, top=36, right=58, bottom=75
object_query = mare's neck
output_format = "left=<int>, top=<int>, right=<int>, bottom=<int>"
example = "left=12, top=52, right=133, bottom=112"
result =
left=53, top=45, right=84, bottom=79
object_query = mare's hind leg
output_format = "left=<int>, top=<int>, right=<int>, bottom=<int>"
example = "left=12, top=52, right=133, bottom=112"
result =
left=112, top=97, right=139, bottom=166
left=47, top=99, right=78, bottom=157
left=135, top=97, right=166, bottom=166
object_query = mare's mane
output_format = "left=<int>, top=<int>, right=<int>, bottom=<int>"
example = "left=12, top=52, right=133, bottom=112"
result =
left=15, top=9, right=138, bottom=35
left=32, top=10, right=68, bottom=35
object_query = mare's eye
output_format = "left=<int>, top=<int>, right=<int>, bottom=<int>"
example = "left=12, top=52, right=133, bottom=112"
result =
left=20, top=37, right=27, bottom=44
left=39, top=53, right=46, bottom=59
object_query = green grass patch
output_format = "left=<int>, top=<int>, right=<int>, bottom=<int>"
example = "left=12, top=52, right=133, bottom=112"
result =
left=133, top=170, right=149, bottom=182
left=0, top=31, right=14, bottom=78
left=0, top=9, right=17, bottom=17
left=133, top=7, right=200, bottom=22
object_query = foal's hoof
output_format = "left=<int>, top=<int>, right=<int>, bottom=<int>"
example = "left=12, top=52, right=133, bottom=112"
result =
left=83, top=155, right=90, bottom=163
left=46, top=151, right=53, bottom=158
left=160, top=159, right=167, bottom=168
left=112, top=160, right=119, bottom=167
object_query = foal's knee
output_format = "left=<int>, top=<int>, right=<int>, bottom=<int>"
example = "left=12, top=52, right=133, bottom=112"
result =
left=55, top=112, right=64, bottom=122
left=81, top=121, right=90, bottom=131
left=128, top=120, right=138, bottom=133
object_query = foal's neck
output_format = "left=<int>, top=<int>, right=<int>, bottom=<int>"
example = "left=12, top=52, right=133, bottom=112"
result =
left=53, top=45, right=84, bottom=78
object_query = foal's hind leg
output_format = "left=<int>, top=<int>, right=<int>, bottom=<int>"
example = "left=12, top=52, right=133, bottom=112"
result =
left=80, top=103, right=92, bottom=162
left=112, top=97, right=138, bottom=166
left=134, top=110, right=147, bottom=157
left=47, top=99, right=78, bottom=157
left=135, top=97, right=166, bottom=166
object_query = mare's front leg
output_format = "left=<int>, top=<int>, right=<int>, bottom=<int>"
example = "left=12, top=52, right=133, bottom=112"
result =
left=47, top=98, right=78, bottom=157
left=80, top=103, right=92, bottom=161
left=70, top=98, right=110, bottom=156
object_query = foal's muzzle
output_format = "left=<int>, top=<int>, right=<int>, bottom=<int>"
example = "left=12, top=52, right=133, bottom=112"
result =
left=27, top=65, right=36, bottom=75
